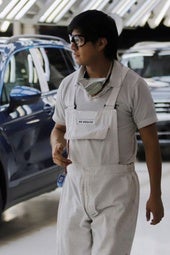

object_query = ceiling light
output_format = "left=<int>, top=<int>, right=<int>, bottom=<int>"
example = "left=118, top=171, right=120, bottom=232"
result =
left=53, top=0, right=76, bottom=23
left=83, top=0, right=104, bottom=11
left=0, top=21, right=10, bottom=32
left=39, top=0, right=62, bottom=22
left=150, top=0, right=170, bottom=27
left=97, top=0, right=110, bottom=10
left=163, top=14, right=170, bottom=27
left=0, top=0, right=19, bottom=19
left=7, top=0, right=28, bottom=19
left=15, top=0, right=36, bottom=20
left=125, top=0, right=161, bottom=27
left=112, top=0, right=137, bottom=16
left=46, top=0, right=70, bottom=23
left=139, top=12, right=151, bottom=26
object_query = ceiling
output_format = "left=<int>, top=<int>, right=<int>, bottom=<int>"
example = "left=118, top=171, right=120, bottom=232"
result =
left=0, top=0, right=170, bottom=33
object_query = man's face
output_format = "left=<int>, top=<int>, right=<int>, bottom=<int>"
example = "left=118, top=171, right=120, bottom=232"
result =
left=69, top=29, right=104, bottom=66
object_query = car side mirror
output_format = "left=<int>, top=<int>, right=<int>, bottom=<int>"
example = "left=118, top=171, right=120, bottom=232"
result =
left=9, top=85, right=41, bottom=110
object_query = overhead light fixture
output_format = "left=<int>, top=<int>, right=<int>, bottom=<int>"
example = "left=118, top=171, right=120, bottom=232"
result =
left=46, top=0, right=70, bottom=23
left=125, top=0, right=161, bottom=27
left=111, top=0, right=137, bottom=17
left=83, top=0, right=104, bottom=11
left=15, top=0, right=36, bottom=20
left=53, top=0, right=76, bottom=23
left=0, top=21, right=10, bottom=32
left=0, top=0, right=19, bottom=19
left=7, top=0, right=28, bottom=19
left=39, top=0, right=62, bottom=22
left=139, top=12, right=151, bottom=26
left=163, top=15, right=170, bottom=27
left=53, top=0, right=109, bottom=24
left=89, top=0, right=106, bottom=10
left=149, top=0, right=170, bottom=27
left=97, top=0, right=110, bottom=10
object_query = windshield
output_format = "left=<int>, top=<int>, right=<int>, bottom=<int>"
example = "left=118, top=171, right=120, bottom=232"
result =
left=121, top=50, right=170, bottom=78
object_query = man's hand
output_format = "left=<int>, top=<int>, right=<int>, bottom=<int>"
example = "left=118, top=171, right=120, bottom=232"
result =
left=146, top=196, right=164, bottom=225
left=52, top=142, right=72, bottom=167
left=50, top=124, right=72, bottom=168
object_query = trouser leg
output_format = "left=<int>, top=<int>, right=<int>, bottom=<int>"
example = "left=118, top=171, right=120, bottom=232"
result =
left=56, top=174, right=92, bottom=255
left=91, top=171, right=139, bottom=255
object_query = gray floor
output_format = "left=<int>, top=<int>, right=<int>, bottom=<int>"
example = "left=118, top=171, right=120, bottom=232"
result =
left=0, top=161, right=169, bottom=255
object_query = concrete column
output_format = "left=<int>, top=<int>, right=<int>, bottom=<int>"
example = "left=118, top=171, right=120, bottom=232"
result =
left=13, top=22, right=38, bottom=35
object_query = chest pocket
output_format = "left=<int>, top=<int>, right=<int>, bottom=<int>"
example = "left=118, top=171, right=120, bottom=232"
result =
left=64, top=108, right=114, bottom=140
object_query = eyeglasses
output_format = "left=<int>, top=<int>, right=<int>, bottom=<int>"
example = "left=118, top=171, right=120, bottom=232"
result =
left=69, top=34, right=87, bottom=47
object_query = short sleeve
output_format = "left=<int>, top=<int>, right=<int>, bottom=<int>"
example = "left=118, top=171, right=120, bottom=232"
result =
left=52, top=81, right=66, bottom=125
left=133, top=77, right=157, bottom=129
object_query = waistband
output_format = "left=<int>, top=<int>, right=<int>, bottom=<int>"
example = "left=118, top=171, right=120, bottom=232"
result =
left=67, top=163, right=135, bottom=175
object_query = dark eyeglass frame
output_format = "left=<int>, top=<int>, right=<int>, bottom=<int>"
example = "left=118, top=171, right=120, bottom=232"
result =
left=69, top=34, right=88, bottom=47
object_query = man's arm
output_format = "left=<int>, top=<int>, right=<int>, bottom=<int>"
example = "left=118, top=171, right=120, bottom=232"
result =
left=139, top=123, right=164, bottom=225
left=50, top=124, right=72, bottom=167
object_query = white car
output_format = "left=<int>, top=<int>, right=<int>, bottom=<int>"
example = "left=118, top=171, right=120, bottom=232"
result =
left=121, top=41, right=170, bottom=160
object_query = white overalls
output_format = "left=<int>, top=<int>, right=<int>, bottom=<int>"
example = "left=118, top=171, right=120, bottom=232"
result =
left=56, top=66, right=140, bottom=255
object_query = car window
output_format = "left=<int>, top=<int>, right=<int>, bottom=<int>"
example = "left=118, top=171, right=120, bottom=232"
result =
left=29, top=47, right=75, bottom=92
left=121, top=51, right=170, bottom=78
left=1, top=46, right=76, bottom=105
left=42, top=47, right=75, bottom=90
left=143, top=52, right=170, bottom=78
left=2, top=49, right=41, bottom=105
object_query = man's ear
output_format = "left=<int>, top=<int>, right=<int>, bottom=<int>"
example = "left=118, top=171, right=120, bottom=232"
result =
left=97, top=37, right=108, bottom=51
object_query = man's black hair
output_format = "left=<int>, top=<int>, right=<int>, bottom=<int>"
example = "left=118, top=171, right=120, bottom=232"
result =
left=68, top=10, right=119, bottom=60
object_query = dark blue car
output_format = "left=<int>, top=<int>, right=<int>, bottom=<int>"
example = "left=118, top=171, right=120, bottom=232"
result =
left=0, top=35, right=76, bottom=217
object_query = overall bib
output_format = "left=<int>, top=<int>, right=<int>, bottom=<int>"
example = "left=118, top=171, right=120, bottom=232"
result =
left=56, top=66, right=140, bottom=255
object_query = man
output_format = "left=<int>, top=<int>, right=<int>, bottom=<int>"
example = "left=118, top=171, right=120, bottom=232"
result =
left=50, top=10, right=164, bottom=255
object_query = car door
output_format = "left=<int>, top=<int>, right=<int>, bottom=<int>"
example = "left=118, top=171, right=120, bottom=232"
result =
left=1, top=47, right=56, bottom=198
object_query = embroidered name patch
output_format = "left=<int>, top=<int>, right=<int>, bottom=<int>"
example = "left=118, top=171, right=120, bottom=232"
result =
left=77, top=119, right=95, bottom=125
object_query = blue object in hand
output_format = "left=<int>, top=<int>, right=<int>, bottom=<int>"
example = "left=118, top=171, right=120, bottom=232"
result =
left=57, top=173, right=66, bottom=187
left=62, top=148, right=68, bottom=158
left=57, top=148, right=68, bottom=187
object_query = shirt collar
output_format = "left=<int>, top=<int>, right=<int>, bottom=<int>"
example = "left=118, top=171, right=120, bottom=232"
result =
left=75, top=60, right=123, bottom=97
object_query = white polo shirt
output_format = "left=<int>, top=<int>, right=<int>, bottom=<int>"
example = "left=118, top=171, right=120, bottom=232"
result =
left=53, top=60, right=157, bottom=164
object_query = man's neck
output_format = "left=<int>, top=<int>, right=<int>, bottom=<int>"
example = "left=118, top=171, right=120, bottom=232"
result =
left=85, top=59, right=113, bottom=78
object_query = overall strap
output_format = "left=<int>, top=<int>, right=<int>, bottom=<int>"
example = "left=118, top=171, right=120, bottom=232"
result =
left=105, top=66, right=129, bottom=108
left=67, top=71, right=80, bottom=109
